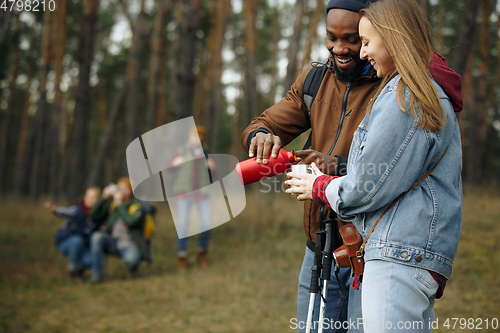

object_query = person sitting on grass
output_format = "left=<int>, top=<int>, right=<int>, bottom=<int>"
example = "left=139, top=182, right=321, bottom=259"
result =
left=44, top=186, right=103, bottom=282
left=89, top=177, right=148, bottom=284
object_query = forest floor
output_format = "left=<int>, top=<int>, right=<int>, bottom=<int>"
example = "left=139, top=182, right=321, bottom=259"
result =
left=0, top=185, right=499, bottom=332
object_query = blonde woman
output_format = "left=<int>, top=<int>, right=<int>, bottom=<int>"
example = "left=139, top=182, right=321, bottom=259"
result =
left=287, top=0, right=462, bottom=331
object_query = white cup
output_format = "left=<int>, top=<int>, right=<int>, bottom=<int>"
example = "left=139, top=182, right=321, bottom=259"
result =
left=290, top=164, right=312, bottom=196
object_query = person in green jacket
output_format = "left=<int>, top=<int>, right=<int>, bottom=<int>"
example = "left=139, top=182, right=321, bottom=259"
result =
left=89, top=177, right=146, bottom=284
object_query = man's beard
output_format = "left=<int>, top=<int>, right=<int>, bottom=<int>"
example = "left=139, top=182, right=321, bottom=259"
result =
left=329, top=53, right=368, bottom=83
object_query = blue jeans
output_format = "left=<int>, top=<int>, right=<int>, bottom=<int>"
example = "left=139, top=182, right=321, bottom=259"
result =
left=356, top=260, right=438, bottom=333
left=57, top=234, right=91, bottom=271
left=176, top=198, right=211, bottom=254
left=296, top=246, right=352, bottom=333
left=90, top=232, right=141, bottom=277
left=347, top=278, right=363, bottom=333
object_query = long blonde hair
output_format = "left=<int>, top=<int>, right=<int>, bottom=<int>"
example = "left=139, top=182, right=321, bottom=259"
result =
left=361, top=0, right=445, bottom=132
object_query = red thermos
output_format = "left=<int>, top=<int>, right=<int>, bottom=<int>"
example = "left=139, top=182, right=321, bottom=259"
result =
left=236, top=148, right=296, bottom=185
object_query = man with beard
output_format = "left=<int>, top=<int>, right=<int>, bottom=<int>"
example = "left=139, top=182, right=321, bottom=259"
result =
left=241, top=0, right=463, bottom=332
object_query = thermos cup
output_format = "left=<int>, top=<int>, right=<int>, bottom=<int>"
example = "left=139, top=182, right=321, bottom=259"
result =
left=289, top=164, right=312, bottom=196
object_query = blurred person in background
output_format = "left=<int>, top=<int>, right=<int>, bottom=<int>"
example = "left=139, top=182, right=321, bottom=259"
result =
left=89, top=177, right=148, bottom=284
left=170, top=126, right=216, bottom=269
left=44, top=186, right=103, bottom=282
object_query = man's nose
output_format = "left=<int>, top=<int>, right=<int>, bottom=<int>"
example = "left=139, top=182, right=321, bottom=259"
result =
left=330, top=41, right=349, bottom=55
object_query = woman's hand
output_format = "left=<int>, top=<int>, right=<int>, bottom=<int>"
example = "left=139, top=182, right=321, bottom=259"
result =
left=43, top=201, right=56, bottom=213
left=285, top=163, right=324, bottom=201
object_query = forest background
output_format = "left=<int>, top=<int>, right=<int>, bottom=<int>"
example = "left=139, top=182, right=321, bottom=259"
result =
left=0, top=0, right=499, bottom=200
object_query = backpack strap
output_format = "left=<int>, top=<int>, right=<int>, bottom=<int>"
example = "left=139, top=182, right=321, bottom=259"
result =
left=302, top=59, right=329, bottom=149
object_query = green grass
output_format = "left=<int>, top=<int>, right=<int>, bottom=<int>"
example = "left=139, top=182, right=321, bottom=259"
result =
left=0, top=187, right=499, bottom=332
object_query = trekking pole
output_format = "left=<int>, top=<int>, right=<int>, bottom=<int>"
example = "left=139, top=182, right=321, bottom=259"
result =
left=318, top=219, right=334, bottom=333
left=305, top=229, right=324, bottom=333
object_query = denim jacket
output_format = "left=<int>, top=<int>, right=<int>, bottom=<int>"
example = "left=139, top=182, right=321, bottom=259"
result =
left=325, top=75, right=463, bottom=279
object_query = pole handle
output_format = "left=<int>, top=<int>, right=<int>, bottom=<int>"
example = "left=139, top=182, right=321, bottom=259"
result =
left=309, top=230, right=323, bottom=293
left=321, top=219, right=334, bottom=281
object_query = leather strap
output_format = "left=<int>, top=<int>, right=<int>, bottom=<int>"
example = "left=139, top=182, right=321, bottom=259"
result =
left=357, top=147, right=449, bottom=257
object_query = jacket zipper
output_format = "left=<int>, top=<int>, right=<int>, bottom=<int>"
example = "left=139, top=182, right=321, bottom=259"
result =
left=327, top=81, right=352, bottom=155
left=309, top=81, right=353, bottom=243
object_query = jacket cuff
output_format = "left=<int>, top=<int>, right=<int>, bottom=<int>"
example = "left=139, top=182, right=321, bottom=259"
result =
left=334, top=155, right=348, bottom=176
left=312, top=175, right=338, bottom=207
left=246, top=128, right=271, bottom=150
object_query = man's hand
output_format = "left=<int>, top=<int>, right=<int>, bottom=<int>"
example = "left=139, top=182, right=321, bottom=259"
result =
left=294, top=150, right=338, bottom=175
left=248, top=132, right=282, bottom=164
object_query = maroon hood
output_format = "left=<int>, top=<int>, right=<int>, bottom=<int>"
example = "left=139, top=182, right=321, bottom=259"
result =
left=430, top=52, right=463, bottom=112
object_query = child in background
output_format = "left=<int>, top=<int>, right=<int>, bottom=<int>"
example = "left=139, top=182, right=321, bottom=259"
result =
left=45, top=186, right=103, bottom=281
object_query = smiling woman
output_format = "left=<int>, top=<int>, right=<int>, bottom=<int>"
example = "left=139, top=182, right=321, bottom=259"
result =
left=359, top=16, right=394, bottom=79
left=360, top=0, right=446, bottom=132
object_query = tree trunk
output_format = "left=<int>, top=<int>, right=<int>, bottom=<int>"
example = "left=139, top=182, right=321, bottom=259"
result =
left=283, top=0, right=305, bottom=90
left=0, top=9, right=13, bottom=45
left=155, top=38, right=168, bottom=127
left=125, top=0, right=149, bottom=148
left=301, top=0, right=324, bottom=70
left=87, top=84, right=128, bottom=187
left=118, top=0, right=149, bottom=178
left=146, top=0, right=173, bottom=131
left=0, top=13, right=19, bottom=195
left=0, top=10, right=12, bottom=102
left=242, top=0, right=259, bottom=136
left=30, top=9, right=54, bottom=200
left=484, top=15, right=500, bottom=180
left=434, top=2, right=446, bottom=53
left=64, top=0, right=99, bottom=200
left=14, top=68, right=36, bottom=196
left=205, top=0, right=231, bottom=152
left=465, top=0, right=491, bottom=184
left=193, top=62, right=205, bottom=124
left=48, top=0, right=68, bottom=198
left=171, top=0, right=203, bottom=121
left=451, top=0, right=481, bottom=75
left=269, top=6, right=280, bottom=103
